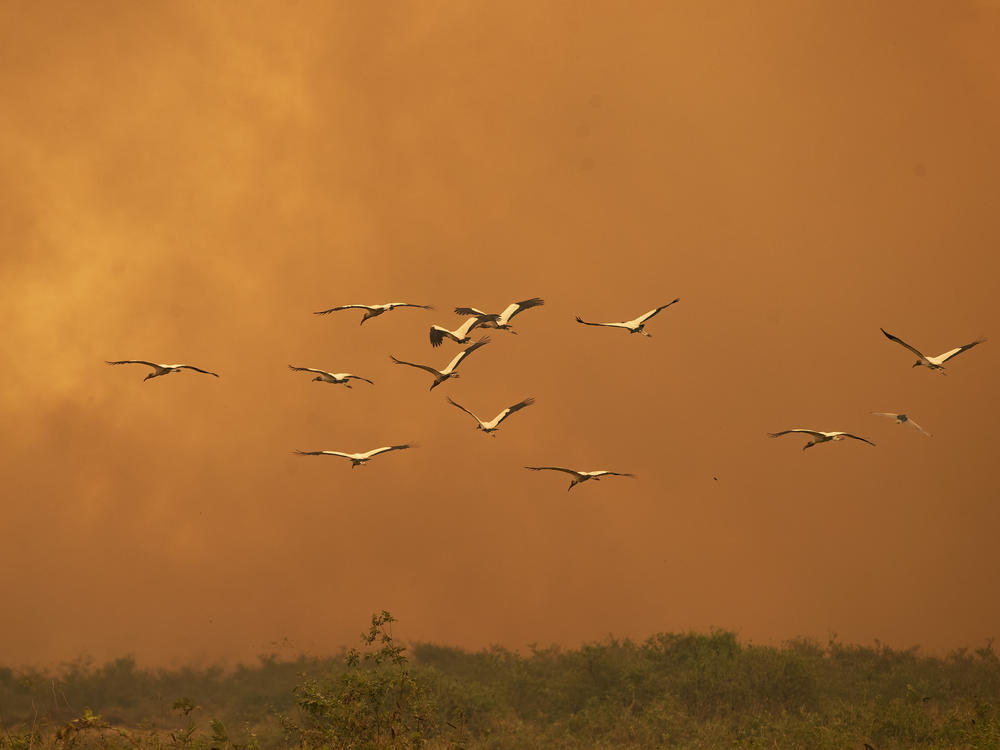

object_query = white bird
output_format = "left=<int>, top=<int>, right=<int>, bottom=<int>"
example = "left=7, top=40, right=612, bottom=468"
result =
left=871, top=412, right=932, bottom=437
left=575, top=299, right=679, bottom=336
left=390, top=336, right=490, bottom=390
left=294, top=444, right=412, bottom=468
left=313, top=302, right=434, bottom=325
left=524, top=466, right=635, bottom=492
left=453, top=297, right=544, bottom=333
left=447, top=396, right=534, bottom=435
left=880, top=328, right=985, bottom=372
left=428, top=314, right=498, bottom=347
left=105, top=360, right=220, bottom=381
left=288, top=365, right=373, bottom=387
left=768, top=429, right=876, bottom=450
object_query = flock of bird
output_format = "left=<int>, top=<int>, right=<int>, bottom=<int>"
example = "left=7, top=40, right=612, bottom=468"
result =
left=767, top=327, right=985, bottom=450
left=106, top=302, right=986, bottom=489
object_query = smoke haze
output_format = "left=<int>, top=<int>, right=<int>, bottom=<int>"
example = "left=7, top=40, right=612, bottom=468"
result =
left=2, top=1, right=998, bottom=666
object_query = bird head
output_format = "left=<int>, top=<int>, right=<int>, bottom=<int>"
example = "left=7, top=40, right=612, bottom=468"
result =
left=312, top=376, right=323, bottom=382
left=912, top=361, right=922, bottom=368
left=143, top=373, right=154, bottom=381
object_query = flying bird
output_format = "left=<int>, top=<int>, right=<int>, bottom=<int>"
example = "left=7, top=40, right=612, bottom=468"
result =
left=575, top=299, right=679, bottom=336
left=105, top=360, right=220, bottom=380
left=871, top=412, right=932, bottom=437
left=453, top=297, right=544, bottom=333
left=524, top=466, right=635, bottom=491
left=880, top=328, right=985, bottom=372
left=768, top=429, right=876, bottom=450
left=428, top=314, right=498, bottom=347
left=446, top=396, right=535, bottom=435
left=313, top=302, right=433, bottom=324
left=390, top=336, right=490, bottom=390
left=288, top=365, right=373, bottom=387
left=293, top=445, right=412, bottom=468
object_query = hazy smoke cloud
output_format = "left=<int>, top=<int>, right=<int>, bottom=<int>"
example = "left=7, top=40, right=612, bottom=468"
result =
left=1, top=1, right=998, bottom=666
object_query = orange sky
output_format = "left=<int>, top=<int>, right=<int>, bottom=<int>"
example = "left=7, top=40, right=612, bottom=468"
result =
left=2, top=1, right=999, bottom=667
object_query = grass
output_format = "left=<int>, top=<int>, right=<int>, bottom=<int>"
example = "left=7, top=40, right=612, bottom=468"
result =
left=1, top=613, right=998, bottom=749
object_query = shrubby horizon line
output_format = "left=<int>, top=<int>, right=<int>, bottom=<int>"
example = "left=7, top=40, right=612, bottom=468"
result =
left=1, top=611, right=998, bottom=749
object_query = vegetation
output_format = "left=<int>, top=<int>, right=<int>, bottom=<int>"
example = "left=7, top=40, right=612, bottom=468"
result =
left=1, top=614, right=998, bottom=749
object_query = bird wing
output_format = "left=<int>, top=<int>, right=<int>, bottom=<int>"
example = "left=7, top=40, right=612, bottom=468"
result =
left=935, top=338, right=986, bottom=363
left=387, top=303, right=434, bottom=310
left=429, top=326, right=452, bottom=347
left=343, top=374, right=374, bottom=384
left=880, top=328, right=927, bottom=360
left=176, top=365, right=220, bottom=377
left=313, top=304, right=371, bottom=315
left=294, top=450, right=354, bottom=459
left=289, top=365, right=334, bottom=377
left=492, top=397, right=535, bottom=426
left=768, top=429, right=826, bottom=439
left=446, top=397, right=482, bottom=424
left=590, top=471, right=635, bottom=478
left=444, top=336, right=490, bottom=372
left=575, top=316, right=625, bottom=328
left=905, top=419, right=932, bottom=437
left=105, top=360, right=159, bottom=368
left=498, top=297, right=544, bottom=324
left=632, top=299, right=680, bottom=325
left=454, top=306, right=489, bottom=316
left=362, top=444, right=412, bottom=458
left=454, top=316, right=484, bottom=338
left=525, top=466, right=582, bottom=477
left=390, top=355, right=442, bottom=377
left=870, top=412, right=901, bottom=420
left=835, top=433, right=877, bottom=446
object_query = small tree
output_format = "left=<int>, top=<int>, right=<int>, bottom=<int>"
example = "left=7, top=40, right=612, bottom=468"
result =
left=290, top=612, right=438, bottom=749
